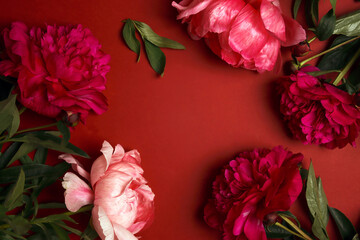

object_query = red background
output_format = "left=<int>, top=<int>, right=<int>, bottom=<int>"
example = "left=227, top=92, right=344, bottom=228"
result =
left=0, top=0, right=359, bottom=239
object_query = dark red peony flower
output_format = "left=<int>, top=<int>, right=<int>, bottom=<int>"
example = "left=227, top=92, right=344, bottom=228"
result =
left=204, top=146, right=303, bottom=240
left=278, top=67, right=360, bottom=149
left=0, top=22, right=110, bottom=122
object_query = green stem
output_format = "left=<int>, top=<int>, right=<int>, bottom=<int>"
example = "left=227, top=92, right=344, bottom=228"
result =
left=275, top=222, right=307, bottom=240
left=279, top=214, right=313, bottom=240
left=15, top=122, right=58, bottom=135
left=300, top=36, right=360, bottom=67
left=19, top=106, right=26, bottom=115
left=333, top=46, right=360, bottom=86
left=308, top=36, right=317, bottom=44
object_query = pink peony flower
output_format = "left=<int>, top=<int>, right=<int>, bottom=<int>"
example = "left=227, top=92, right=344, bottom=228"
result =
left=278, top=67, right=360, bottom=149
left=60, top=141, right=155, bottom=240
left=0, top=22, right=110, bottom=122
left=204, top=146, right=303, bottom=240
left=172, top=0, right=306, bottom=72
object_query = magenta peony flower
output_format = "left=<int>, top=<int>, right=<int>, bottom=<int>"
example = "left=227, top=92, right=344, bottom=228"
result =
left=61, top=141, right=155, bottom=240
left=204, top=146, right=303, bottom=240
left=0, top=22, right=110, bottom=122
left=172, top=0, right=306, bottom=72
left=278, top=67, right=360, bottom=149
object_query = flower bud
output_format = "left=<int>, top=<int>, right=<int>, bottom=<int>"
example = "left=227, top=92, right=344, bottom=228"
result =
left=263, top=212, right=279, bottom=226
left=63, top=111, right=79, bottom=127
left=292, top=41, right=310, bottom=57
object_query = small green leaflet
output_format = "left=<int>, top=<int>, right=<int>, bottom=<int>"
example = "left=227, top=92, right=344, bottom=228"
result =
left=4, top=169, right=25, bottom=211
left=334, top=10, right=360, bottom=37
left=122, top=19, right=185, bottom=76
left=0, top=94, right=20, bottom=138
left=293, top=0, right=302, bottom=19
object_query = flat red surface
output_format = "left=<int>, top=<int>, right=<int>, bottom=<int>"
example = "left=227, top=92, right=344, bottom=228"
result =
left=1, top=0, right=359, bottom=239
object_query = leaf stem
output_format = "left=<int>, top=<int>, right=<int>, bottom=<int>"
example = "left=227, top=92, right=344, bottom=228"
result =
left=15, top=122, right=58, bottom=135
left=279, top=214, right=313, bottom=240
left=308, top=36, right=317, bottom=44
left=274, top=222, right=307, bottom=240
left=299, top=36, right=360, bottom=67
left=333, top=46, right=360, bottom=86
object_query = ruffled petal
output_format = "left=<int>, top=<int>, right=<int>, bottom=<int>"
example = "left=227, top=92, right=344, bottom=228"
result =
left=113, top=223, right=138, bottom=240
left=92, top=205, right=115, bottom=240
left=59, top=154, right=90, bottom=181
left=62, top=172, right=94, bottom=212
left=281, top=14, right=306, bottom=47
left=172, top=0, right=213, bottom=20
left=260, top=0, right=285, bottom=41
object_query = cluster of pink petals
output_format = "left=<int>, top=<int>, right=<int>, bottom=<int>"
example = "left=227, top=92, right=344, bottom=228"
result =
left=0, top=22, right=110, bottom=122
left=172, top=0, right=306, bottom=72
left=61, top=141, right=155, bottom=240
left=278, top=67, right=360, bottom=149
left=204, top=146, right=303, bottom=240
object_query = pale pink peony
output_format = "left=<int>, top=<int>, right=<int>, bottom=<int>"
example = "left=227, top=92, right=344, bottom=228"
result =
left=278, top=67, right=360, bottom=149
left=60, top=141, right=155, bottom=240
left=172, top=0, right=306, bottom=72
left=204, top=146, right=303, bottom=240
left=0, top=22, right=110, bottom=122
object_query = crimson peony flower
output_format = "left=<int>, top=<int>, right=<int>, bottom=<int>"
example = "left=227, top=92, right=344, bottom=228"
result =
left=172, top=0, right=306, bottom=72
left=61, top=141, right=155, bottom=240
left=278, top=67, right=360, bottom=149
left=204, top=146, right=303, bottom=240
left=0, top=22, right=110, bottom=122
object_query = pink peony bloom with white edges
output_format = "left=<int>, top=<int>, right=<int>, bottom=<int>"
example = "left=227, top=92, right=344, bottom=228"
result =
left=60, top=141, right=155, bottom=240
left=172, top=0, right=306, bottom=72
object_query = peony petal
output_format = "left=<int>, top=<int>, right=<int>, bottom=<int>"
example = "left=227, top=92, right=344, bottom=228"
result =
left=172, top=0, right=213, bottom=20
left=59, top=154, right=90, bottom=181
left=243, top=215, right=267, bottom=240
left=113, top=223, right=138, bottom=240
left=281, top=14, right=306, bottom=47
left=254, top=35, right=280, bottom=72
left=92, top=206, right=115, bottom=240
left=62, top=172, right=94, bottom=212
left=228, top=4, right=269, bottom=60
left=101, top=141, right=115, bottom=170
left=260, top=0, right=285, bottom=41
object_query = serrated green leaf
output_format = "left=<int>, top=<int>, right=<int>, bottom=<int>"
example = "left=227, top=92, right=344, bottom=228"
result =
left=293, top=0, right=302, bottom=19
left=11, top=131, right=89, bottom=158
left=56, top=121, right=70, bottom=146
left=9, top=216, right=31, bottom=235
left=134, top=20, right=185, bottom=49
left=318, top=35, right=360, bottom=71
left=4, top=169, right=25, bottom=210
left=123, top=19, right=141, bottom=62
left=334, top=10, right=360, bottom=37
left=6, top=142, right=37, bottom=167
left=0, top=164, right=53, bottom=184
left=144, top=39, right=166, bottom=76
left=329, top=207, right=358, bottom=240
left=0, top=142, right=22, bottom=169
left=316, top=9, right=336, bottom=41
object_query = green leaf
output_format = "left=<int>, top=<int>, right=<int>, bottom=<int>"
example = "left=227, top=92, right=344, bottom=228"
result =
left=293, top=0, right=302, bottom=19
left=55, top=221, right=82, bottom=236
left=9, top=216, right=31, bottom=235
left=133, top=20, right=185, bottom=49
left=345, top=66, right=360, bottom=94
left=305, top=0, right=320, bottom=28
left=306, top=162, right=329, bottom=240
left=33, top=147, right=48, bottom=164
left=123, top=19, right=141, bottom=62
left=278, top=211, right=301, bottom=227
left=4, top=169, right=25, bottom=210
left=0, top=164, right=53, bottom=184
left=144, top=39, right=166, bottom=76
left=32, top=161, right=70, bottom=197
left=32, top=213, right=77, bottom=224
left=334, top=10, right=360, bottom=37
left=11, top=131, right=89, bottom=158
left=329, top=207, right=358, bottom=240
left=1, top=230, right=27, bottom=240
left=0, top=142, right=22, bottom=169
left=316, top=9, right=336, bottom=41
left=81, top=222, right=99, bottom=240
left=7, top=142, right=37, bottom=167
left=318, top=35, right=360, bottom=71
left=56, top=121, right=70, bottom=145
left=307, top=70, right=341, bottom=77
left=49, top=223, right=70, bottom=240
left=38, top=203, right=66, bottom=209
left=265, top=224, right=293, bottom=238
left=330, top=0, right=336, bottom=11
left=0, top=94, right=19, bottom=138
left=353, top=234, right=359, bottom=240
